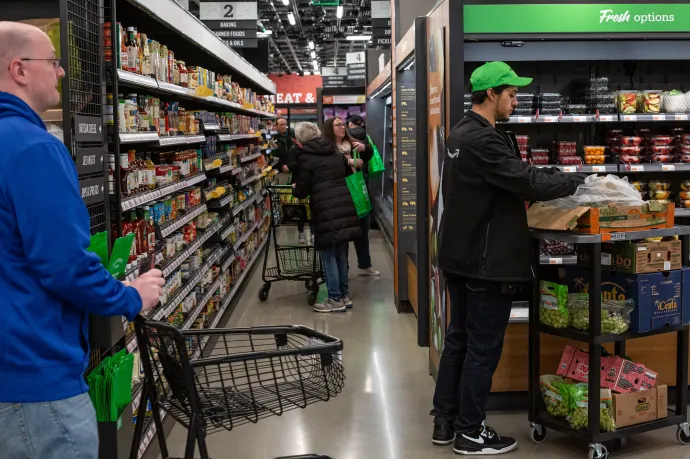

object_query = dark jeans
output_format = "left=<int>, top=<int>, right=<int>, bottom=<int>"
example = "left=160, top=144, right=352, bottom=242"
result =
left=320, top=241, right=349, bottom=300
left=432, top=274, right=513, bottom=433
left=353, top=212, right=372, bottom=269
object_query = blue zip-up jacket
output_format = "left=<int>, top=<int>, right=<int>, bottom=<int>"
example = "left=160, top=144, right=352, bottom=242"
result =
left=0, top=92, right=142, bottom=403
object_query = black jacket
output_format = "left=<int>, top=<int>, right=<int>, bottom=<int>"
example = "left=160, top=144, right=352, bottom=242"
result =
left=274, top=129, right=296, bottom=171
left=438, top=111, right=581, bottom=282
left=293, top=137, right=362, bottom=250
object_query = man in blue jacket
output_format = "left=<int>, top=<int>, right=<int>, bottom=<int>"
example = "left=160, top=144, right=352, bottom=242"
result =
left=0, top=21, right=165, bottom=459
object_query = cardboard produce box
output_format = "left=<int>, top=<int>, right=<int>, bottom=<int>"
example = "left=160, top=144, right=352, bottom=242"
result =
left=601, top=240, right=682, bottom=274
left=613, top=385, right=667, bottom=428
left=527, top=202, right=674, bottom=234
left=564, top=267, right=683, bottom=333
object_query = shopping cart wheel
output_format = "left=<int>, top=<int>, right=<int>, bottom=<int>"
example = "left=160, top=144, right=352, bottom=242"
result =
left=677, top=425, right=690, bottom=445
left=259, top=283, right=271, bottom=302
left=305, top=280, right=313, bottom=290
left=307, top=289, right=318, bottom=305
left=529, top=424, right=547, bottom=444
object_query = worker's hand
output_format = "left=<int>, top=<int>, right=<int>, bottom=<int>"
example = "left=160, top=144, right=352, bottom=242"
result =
left=353, top=141, right=366, bottom=153
left=131, top=269, right=166, bottom=312
left=282, top=164, right=290, bottom=173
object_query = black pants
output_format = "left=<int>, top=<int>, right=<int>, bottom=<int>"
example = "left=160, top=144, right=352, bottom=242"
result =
left=353, top=212, right=372, bottom=269
left=432, top=274, right=513, bottom=433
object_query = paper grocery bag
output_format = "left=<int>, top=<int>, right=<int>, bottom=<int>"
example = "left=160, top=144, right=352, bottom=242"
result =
left=527, top=203, right=590, bottom=231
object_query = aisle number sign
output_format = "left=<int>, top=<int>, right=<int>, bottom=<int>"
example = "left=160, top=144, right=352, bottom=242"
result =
left=464, top=4, right=690, bottom=33
left=199, top=2, right=258, bottom=20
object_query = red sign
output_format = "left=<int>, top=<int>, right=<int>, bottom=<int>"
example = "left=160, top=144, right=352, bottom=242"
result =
left=269, top=74, right=323, bottom=104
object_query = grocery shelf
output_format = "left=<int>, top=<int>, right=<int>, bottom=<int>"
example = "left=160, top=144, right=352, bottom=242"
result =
left=579, top=164, right=618, bottom=173
left=536, top=322, right=688, bottom=345
left=160, top=219, right=222, bottom=277
left=230, top=197, right=252, bottom=216
left=124, top=252, right=164, bottom=283
left=502, top=112, right=690, bottom=124
left=531, top=225, right=690, bottom=244
left=119, top=132, right=160, bottom=144
left=136, top=409, right=166, bottom=459
left=218, top=133, right=262, bottom=142
left=181, top=276, right=222, bottom=331
left=219, top=164, right=238, bottom=174
left=113, top=0, right=275, bottom=95
left=117, top=68, right=276, bottom=118
left=219, top=223, right=236, bottom=241
left=233, top=221, right=260, bottom=251
left=120, top=172, right=207, bottom=211
left=158, top=134, right=206, bottom=146
left=539, top=255, right=577, bottom=265
left=206, top=193, right=234, bottom=210
left=239, top=152, right=262, bottom=163
left=159, top=204, right=207, bottom=238
left=620, top=163, right=690, bottom=173
left=620, top=113, right=690, bottom=122
left=509, top=307, right=529, bottom=324
left=677, top=209, right=690, bottom=217
left=240, top=173, right=263, bottom=187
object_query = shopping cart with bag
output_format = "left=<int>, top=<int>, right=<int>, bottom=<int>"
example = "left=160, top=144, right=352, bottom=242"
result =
left=259, top=185, right=324, bottom=305
left=129, top=315, right=344, bottom=459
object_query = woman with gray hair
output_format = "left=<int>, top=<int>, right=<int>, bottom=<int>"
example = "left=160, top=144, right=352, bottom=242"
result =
left=292, top=122, right=362, bottom=313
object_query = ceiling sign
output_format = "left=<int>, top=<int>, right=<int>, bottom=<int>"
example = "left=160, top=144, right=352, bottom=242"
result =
left=321, top=66, right=350, bottom=88
left=370, top=1, right=391, bottom=48
left=199, top=2, right=258, bottom=20
left=323, top=95, right=366, bottom=104
left=200, top=2, right=259, bottom=48
left=370, top=1, right=390, bottom=19
left=268, top=74, right=323, bottom=104
left=346, top=52, right=366, bottom=86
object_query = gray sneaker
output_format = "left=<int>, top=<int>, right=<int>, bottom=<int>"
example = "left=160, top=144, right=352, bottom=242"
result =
left=341, top=295, right=353, bottom=308
left=313, top=297, right=346, bottom=313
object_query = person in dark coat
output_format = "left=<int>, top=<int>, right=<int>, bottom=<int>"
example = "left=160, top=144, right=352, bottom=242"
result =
left=292, top=122, right=362, bottom=313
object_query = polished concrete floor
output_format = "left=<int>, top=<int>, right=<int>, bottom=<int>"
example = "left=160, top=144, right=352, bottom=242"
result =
left=157, top=231, right=690, bottom=459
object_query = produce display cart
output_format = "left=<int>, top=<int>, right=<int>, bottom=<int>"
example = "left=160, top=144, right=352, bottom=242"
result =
left=528, top=227, right=690, bottom=459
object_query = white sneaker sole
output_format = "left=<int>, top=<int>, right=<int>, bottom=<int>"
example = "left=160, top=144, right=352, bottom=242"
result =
left=359, top=271, right=381, bottom=277
left=432, top=436, right=455, bottom=446
left=453, top=442, right=518, bottom=455
left=313, top=306, right=347, bottom=313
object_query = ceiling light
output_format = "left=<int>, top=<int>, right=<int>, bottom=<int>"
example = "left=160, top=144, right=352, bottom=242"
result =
left=310, top=51, right=316, bottom=58
left=336, top=5, right=343, bottom=18
left=308, top=40, right=315, bottom=50
left=346, top=35, right=372, bottom=41
left=287, top=12, right=296, bottom=25
left=281, top=0, right=289, bottom=5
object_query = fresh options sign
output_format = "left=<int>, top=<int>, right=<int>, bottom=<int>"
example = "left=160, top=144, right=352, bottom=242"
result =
left=464, top=4, right=689, bottom=34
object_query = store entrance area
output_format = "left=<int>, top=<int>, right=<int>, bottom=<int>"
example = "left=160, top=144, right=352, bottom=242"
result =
left=154, top=232, right=687, bottom=459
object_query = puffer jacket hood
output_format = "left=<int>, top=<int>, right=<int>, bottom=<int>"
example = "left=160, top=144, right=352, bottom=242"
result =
left=300, top=136, right=336, bottom=155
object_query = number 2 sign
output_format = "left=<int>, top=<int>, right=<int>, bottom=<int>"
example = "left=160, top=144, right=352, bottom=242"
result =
left=199, top=2, right=259, bottom=21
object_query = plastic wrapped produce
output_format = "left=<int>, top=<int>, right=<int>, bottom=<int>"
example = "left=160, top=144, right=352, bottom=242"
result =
left=540, top=375, right=570, bottom=417
left=568, top=293, right=635, bottom=334
left=540, top=108, right=562, bottom=116
left=630, top=181, right=647, bottom=191
left=543, top=174, right=644, bottom=208
left=564, top=383, right=615, bottom=432
left=650, top=154, right=672, bottom=163
left=540, top=281, right=569, bottom=328
left=516, top=93, right=534, bottom=102
left=617, top=91, right=639, bottom=113
left=540, top=239, right=575, bottom=256
left=621, top=136, right=642, bottom=146
left=641, top=90, right=662, bottom=113
left=584, top=146, right=606, bottom=164
left=619, top=154, right=641, bottom=164
left=649, top=190, right=672, bottom=199
left=682, top=155, right=690, bottom=163
left=662, top=90, right=689, bottom=113
left=649, top=180, right=671, bottom=191
left=652, top=135, right=674, bottom=146
left=538, top=93, right=561, bottom=102
left=563, top=104, right=587, bottom=115
left=679, top=191, right=690, bottom=200
left=512, top=108, right=534, bottom=116
left=515, top=134, right=530, bottom=146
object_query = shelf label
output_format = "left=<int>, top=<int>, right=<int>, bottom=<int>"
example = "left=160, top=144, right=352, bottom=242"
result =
left=623, top=115, right=638, bottom=121
left=662, top=164, right=676, bottom=171
left=517, top=116, right=532, bottom=123
left=653, top=114, right=666, bottom=121
left=561, top=166, right=577, bottom=173
left=609, top=232, right=626, bottom=241
left=664, top=261, right=672, bottom=271
left=548, top=257, right=563, bottom=265
left=675, top=114, right=689, bottom=121
left=599, top=115, right=614, bottom=122
left=79, top=178, right=105, bottom=206
left=543, top=116, right=558, bottom=123
left=630, top=164, right=645, bottom=172
left=75, top=147, right=106, bottom=174
left=74, top=115, right=103, bottom=142
left=592, top=165, right=606, bottom=172
left=573, top=115, right=587, bottom=123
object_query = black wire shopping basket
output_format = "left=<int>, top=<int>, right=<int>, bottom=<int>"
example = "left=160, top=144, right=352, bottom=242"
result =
left=130, top=316, right=344, bottom=459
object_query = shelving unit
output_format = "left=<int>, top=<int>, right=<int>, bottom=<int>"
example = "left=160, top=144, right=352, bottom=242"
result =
left=529, top=227, right=690, bottom=458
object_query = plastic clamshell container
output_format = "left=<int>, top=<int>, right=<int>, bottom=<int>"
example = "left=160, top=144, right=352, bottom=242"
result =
left=621, top=136, right=643, bottom=146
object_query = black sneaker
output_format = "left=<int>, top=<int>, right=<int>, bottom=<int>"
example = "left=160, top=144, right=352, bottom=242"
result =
left=453, top=424, right=517, bottom=455
left=432, top=419, right=455, bottom=445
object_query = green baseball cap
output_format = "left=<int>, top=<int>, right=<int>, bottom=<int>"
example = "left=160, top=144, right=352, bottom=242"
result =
left=469, top=61, right=532, bottom=92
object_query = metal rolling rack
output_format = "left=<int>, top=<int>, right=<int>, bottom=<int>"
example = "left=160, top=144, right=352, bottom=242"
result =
left=528, top=227, right=690, bottom=459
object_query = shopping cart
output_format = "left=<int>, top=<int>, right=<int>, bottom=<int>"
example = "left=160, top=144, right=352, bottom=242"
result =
left=130, top=316, right=344, bottom=459
left=259, top=185, right=324, bottom=305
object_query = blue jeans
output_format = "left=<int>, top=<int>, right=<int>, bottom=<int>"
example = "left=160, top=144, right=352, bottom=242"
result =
left=353, top=213, right=372, bottom=269
left=0, top=392, right=98, bottom=459
left=320, top=241, right=349, bottom=300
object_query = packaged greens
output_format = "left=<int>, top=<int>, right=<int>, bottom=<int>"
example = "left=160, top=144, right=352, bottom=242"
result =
left=539, top=281, right=569, bottom=328
left=568, top=293, right=634, bottom=334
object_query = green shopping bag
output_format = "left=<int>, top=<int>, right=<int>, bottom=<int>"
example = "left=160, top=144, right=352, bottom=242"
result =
left=367, top=135, right=385, bottom=178
left=345, top=151, right=372, bottom=218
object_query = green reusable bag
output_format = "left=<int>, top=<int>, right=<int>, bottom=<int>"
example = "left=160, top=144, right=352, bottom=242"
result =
left=366, top=135, right=385, bottom=178
left=345, top=151, right=372, bottom=218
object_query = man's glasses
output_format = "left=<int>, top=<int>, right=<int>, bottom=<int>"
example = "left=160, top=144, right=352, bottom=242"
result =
left=20, top=58, right=62, bottom=68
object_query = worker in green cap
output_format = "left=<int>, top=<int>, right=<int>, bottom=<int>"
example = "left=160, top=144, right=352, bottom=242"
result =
left=431, top=62, right=586, bottom=455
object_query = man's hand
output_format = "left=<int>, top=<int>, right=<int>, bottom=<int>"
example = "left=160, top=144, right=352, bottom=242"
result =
left=131, top=269, right=166, bottom=312
left=282, top=164, right=290, bottom=173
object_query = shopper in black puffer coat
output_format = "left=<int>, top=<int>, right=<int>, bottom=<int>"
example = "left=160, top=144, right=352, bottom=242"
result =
left=292, top=122, right=361, bottom=313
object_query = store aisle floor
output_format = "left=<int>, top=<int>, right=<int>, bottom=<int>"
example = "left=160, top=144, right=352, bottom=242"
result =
left=159, top=231, right=690, bottom=459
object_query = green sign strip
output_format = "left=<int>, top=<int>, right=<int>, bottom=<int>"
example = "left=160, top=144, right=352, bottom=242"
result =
left=464, top=4, right=690, bottom=34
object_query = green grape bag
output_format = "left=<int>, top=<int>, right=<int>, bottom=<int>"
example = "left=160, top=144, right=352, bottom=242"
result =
left=539, top=281, right=569, bottom=328
left=540, top=375, right=570, bottom=418
left=567, top=293, right=635, bottom=334
left=563, top=383, right=616, bottom=432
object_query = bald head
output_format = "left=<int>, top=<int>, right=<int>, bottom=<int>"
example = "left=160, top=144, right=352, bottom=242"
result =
left=0, top=21, right=64, bottom=114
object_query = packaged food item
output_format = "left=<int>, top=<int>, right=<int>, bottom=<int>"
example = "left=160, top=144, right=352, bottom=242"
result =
left=650, top=154, right=672, bottom=163
left=649, top=190, right=672, bottom=200
left=512, top=108, right=534, bottom=116
left=682, top=145, right=690, bottom=155
left=679, top=191, right=690, bottom=200
left=563, top=104, right=587, bottom=115
left=516, top=93, right=535, bottom=101
left=652, top=135, right=673, bottom=146
left=617, top=91, right=639, bottom=114
left=620, top=145, right=641, bottom=154
left=681, top=181, right=690, bottom=191
left=564, top=383, right=616, bottom=432
left=607, top=129, right=624, bottom=139
left=651, top=145, right=673, bottom=155
left=681, top=155, right=690, bottom=163
left=585, top=155, right=606, bottom=165
left=630, top=181, right=647, bottom=191
left=538, top=93, right=561, bottom=102
left=557, top=156, right=582, bottom=165
left=540, top=375, right=570, bottom=417
left=641, top=90, right=662, bottom=113
left=540, top=108, right=562, bottom=116
left=539, top=281, right=569, bottom=328
left=621, top=136, right=642, bottom=146
left=583, top=146, right=606, bottom=164
left=677, top=199, right=690, bottom=208
left=568, top=293, right=635, bottom=334
left=583, top=146, right=606, bottom=155
left=648, top=180, right=671, bottom=191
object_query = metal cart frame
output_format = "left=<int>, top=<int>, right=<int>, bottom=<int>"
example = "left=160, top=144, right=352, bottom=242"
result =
left=528, top=226, right=690, bottom=459
left=259, top=185, right=324, bottom=305
left=129, top=316, right=343, bottom=459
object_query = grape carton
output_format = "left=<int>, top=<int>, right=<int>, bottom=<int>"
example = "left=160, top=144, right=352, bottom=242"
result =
left=563, top=267, right=683, bottom=333
left=601, top=356, right=645, bottom=393
left=556, top=344, right=578, bottom=378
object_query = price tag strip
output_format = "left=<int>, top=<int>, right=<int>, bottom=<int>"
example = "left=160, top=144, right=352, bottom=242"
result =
left=160, top=204, right=207, bottom=237
left=240, top=152, right=262, bottom=163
